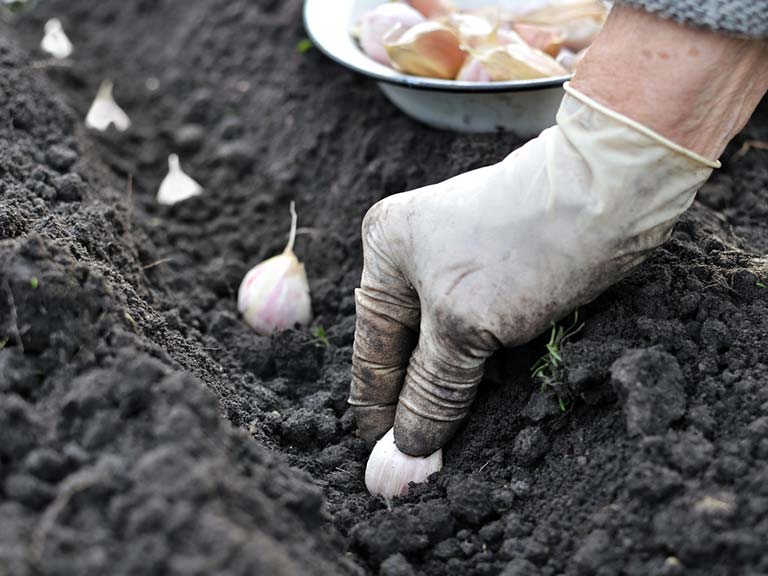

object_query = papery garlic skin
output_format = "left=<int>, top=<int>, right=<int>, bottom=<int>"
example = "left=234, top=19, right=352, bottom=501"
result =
left=448, top=13, right=495, bottom=49
left=238, top=202, right=313, bottom=335
left=365, top=428, right=443, bottom=499
left=512, top=23, right=563, bottom=57
left=385, top=21, right=466, bottom=80
left=157, top=154, right=203, bottom=206
left=85, top=80, right=131, bottom=132
left=40, top=18, right=73, bottom=59
left=359, top=3, right=425, bottom=65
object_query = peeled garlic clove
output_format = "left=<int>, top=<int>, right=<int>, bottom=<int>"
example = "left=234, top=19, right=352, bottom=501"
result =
left=512, top=23, right=563, bottom=57
left=156, top=154, right=203, bottom=206
left=358, top=3, right=425, bottom=65
left=85, top=80, right=131, bottom=132
left=40, top=18, right=73, bottom=59
left=476, top=43, right=568, bottom=81
left=238, top=202, right=312, bottom=335
left=385, top=22, right=466, bottom=80
left=456, top=56, right=491, bottom=82
left=365, top=428, right=443, bottom=499
left=408, top=0, right=454, bottom=19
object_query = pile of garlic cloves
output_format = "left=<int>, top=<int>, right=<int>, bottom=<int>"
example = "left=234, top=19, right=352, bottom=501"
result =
left=355, top=0, right=607, bottom=81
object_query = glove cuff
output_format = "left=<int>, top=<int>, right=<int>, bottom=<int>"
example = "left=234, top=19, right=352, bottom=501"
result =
left=563, top=82, right=721, bottom=170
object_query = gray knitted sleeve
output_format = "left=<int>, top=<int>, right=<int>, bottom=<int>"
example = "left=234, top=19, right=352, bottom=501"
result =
left=615, top=0, right=768, bottom=38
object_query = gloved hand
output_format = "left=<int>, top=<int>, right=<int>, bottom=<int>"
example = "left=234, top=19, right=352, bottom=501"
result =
left=349, top=83, right=718, bottom=456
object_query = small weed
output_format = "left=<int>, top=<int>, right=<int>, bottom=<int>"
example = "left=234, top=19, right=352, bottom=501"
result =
left=531, top=311, right=584, bottom=411
left=296, top=38, right=314, bottom=55
left=312, top=325, right=329, bottom=348
left=30, top=277, right=39, bottom=289
left=0, top=336, right=8, bottom=350
left=757, top=281, right=766, bottom=289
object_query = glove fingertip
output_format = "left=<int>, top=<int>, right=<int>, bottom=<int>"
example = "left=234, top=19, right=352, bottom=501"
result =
left=393, top=404, right=460, bottom=457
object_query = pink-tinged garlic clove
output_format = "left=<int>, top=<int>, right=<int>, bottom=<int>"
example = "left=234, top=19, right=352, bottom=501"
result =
left=514, top=0, right=607, bottom=52
left=385, top=21, right=466, bottom=80
left=408, top=0, right=454, bottom=19
left=456, top=56, right=492, bottom=82
left=358, top=3, right=425, bottom=65
left=238, top=202, right=313, bottom=335
left=365, top=428, right=443, bottom=499
left=555, top=46, right=588, bottom=72
left=512, top=23, right=564, bottom=57
left=475, top=43, right=568, bottom=81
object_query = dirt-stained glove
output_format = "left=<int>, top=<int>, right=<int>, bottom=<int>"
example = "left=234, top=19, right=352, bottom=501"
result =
left=349, top=83, right=719, bottom=457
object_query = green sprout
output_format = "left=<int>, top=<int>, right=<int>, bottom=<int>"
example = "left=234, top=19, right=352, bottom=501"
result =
left=757, top=281, right=766, bottom=289
left=0, top=336, right=8, bottom=351
left=29, top=277, right=39, bottom=290
left=296, top=38, right=314, bottom=55
left=312, top=326, right=329, bottom=348
left=531, top=311, right=584, bottom=411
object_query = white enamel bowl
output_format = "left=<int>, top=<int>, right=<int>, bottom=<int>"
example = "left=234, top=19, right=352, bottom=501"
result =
left=303, top=0, right=572, bottom=135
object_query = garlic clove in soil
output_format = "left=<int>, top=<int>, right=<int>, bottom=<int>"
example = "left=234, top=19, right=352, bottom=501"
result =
left=85, top=80, right=131, bottom=132
left=365, top=428, right=443, bottom=499
left=359, top=3, right=425, bottom=65
left=156, top=154, right=203, bottom=206
left=385, top=21, right=466, bottom=80
left=474, top=43, right=567, bottom=81
left=40, top=18, right=73, bottom=60
left=237, top=201, right=312, bottom=335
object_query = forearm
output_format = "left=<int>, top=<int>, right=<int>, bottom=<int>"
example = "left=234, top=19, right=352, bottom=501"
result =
left=571, top=4, right=768, bottom=160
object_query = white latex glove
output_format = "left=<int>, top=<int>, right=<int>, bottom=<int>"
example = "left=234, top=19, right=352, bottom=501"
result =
left=349, top=83, right=719, bottom=456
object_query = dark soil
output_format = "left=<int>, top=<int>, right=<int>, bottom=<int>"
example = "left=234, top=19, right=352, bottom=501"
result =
left=2, top=1, right=767, bottom=575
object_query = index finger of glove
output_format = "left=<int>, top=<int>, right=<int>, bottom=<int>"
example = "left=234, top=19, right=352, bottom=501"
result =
left=349, top=202, right=420, bottom=446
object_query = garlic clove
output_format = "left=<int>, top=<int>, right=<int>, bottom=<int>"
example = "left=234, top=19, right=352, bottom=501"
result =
left=447, top=12, right=497, bottom=50
left=385, top=21, right=466, bottom=80
left=512, top=23, right=563, bottom=57
left=555, top=46, right=588, bottom=72
left=408, top=0, right=454, bottom=19
left=40, top=18, right=73, bottom=60
left=85, top=80, right=131, bottom=132
left=515, top=0, right=607, bottom=52
left=365, top=428, right=443, bottom=499
left=475, top=43, right=568, bottom=81
left=238, top=202, right=313, bottom=335
left=156, top=154, right=203, bottom=206
left=358, top=3, right=425, bottom=65
left=456, top=55, right=491, bottom=82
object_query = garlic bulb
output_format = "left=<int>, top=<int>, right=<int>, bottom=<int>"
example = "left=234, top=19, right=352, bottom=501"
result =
left=365, top=428, right=443, bottom=499
left=156, top=154, right=203, bottom=205
left=359, top=3, right=425, bottom=65
left=85, top=80, right=131, bottom=132
left=40, top=18, right=73, bottom=60
left=238, top=202, right=312, bottom=335
left=385, top=21, right=466, bottom=80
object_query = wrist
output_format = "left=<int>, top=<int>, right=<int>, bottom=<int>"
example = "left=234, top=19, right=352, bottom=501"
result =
left=571, top=5, right=768, bottom=160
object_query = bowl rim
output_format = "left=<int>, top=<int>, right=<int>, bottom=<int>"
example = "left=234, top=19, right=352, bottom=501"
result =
left=303, top=0, right=572, bottom=94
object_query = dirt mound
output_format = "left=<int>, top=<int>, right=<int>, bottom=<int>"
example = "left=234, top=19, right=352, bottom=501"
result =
left=3, top=1, right=768, bottom=574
